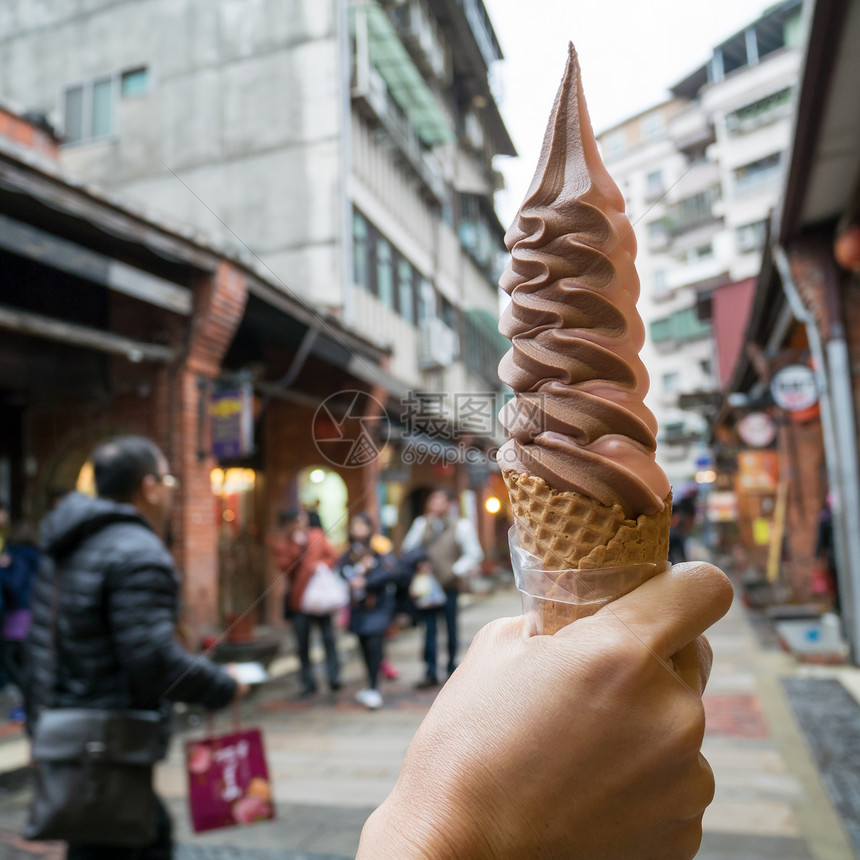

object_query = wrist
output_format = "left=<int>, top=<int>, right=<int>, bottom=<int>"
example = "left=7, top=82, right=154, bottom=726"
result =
left=358, top=783, right=493, bottom=860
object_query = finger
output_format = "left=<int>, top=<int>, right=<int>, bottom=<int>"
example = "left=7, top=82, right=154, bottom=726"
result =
left=672, top=636, right=713, bottom=696
left=594, top=562, right=733, bottom=659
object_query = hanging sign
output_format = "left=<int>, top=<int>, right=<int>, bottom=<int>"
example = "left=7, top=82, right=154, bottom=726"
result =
left=210, top=384, right=254, bottom=460
left=737, top=412, right=776, bottom=448
left=770, top=365, right=817, bottom=412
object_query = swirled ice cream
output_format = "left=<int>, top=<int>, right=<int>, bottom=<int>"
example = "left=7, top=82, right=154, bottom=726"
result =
left=497, top=43, right=670, bottom=518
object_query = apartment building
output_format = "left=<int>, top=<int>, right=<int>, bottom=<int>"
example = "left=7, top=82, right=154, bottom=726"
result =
left=598, top=0, right=802, bottom=485
left=0, top=0, right=513, bottom=395
left=0, top=0, right=517, bottom=617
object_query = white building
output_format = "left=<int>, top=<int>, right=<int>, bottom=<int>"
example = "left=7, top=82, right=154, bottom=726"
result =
left=598, top=0, right=803, bottom=486
left=0, top=0, right=515, bottom=418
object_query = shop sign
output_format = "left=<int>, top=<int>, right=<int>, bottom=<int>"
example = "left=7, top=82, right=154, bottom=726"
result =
left=770, top=365, right=817, bottom=412
left=707, top=491, right=738, bottom=522
left=737, top=450, right=779, bottom=494
left=210, top=385, right=254, bottom=460
left=737, top=412, right=776, bottom=448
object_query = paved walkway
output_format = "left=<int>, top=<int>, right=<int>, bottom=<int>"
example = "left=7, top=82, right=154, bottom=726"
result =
left=0, top=571, right=857, bottom=858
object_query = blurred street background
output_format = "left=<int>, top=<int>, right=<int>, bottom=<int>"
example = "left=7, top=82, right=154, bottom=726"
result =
left=1, top=0, right=860, bottom=857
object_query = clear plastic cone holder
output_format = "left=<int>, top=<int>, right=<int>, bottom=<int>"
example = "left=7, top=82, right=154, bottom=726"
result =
left=509, top=525, right=670, bottom=636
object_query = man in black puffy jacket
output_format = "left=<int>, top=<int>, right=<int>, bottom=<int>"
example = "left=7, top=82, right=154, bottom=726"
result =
left=25, top=436, right=245, bottom=859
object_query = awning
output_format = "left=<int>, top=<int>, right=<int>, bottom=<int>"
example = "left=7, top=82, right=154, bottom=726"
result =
left=360, top=3, right=456, bottom=147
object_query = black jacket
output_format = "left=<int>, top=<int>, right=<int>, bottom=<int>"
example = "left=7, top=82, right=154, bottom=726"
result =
left=25, top=493, right=236, bottom=733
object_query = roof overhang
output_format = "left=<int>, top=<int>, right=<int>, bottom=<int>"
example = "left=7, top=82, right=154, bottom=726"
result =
left=778, top=0, right=860, bottom=241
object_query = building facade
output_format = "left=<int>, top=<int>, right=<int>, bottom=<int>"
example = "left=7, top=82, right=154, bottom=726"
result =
left=597, top=0, right=803, bottom=487
left=0, top=0, right=516, bottom=625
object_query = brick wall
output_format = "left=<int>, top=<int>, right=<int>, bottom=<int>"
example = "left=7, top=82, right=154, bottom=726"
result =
left=779, top=418, right=827, bottom=600
left=173, top=261, right=248, bottom=630
left=0, top=106, right=59, bottom=158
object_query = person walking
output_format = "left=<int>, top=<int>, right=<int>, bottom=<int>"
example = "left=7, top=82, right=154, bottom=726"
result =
left=25, top=436, right=245, bottom=860
left=273, top=509, right=341, bottom=698
left=0, top=522, right=39, bottom=719
left=401, top=488, right=483, bottom=688
left=337, top=513, right=398, bottom=710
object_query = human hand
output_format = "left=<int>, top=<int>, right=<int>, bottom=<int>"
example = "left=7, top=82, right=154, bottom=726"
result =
left=358, top=562, right=732, bottom=860
left=226, top=664, right=251, bottom=702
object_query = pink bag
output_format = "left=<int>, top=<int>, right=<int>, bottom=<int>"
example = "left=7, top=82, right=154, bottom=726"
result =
left=185, top=718, right=275, bottom=833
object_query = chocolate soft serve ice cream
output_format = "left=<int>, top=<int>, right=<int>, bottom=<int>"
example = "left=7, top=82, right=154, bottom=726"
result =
left=499, top=45, right=672, bottom=630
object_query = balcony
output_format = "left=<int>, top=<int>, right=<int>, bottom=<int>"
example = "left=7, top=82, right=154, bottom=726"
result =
left=462, top=308, right=508, bottom=387
left=669, top=107, right=716, bottom=153
left=650, top=307, right=713, bottom=349
left=351, top=51, right=447, bottom=203
left=456, top=0, right=502, bottom=71
left=726, top=87, right=793, bottom=136
left=389, top=0, right=450, bottom=85
left=733, top=153, right=783, bottom=197
left=671, top=160, right=721, bottom=201
left=666, top=186, right=722, bottom=237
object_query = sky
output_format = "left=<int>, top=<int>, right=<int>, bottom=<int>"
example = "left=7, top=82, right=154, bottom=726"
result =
left=485, top=0, right=778, bottom=225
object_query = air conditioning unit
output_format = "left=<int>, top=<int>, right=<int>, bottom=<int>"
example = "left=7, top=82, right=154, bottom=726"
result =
left=418, top=318, right=457, bottom=369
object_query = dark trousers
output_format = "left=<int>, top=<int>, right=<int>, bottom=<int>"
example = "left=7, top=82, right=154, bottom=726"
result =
left=359, top=633, right=385, bottom=690
left=420, top=588, right=459, bottom=680
left=67, top=796, right=172, bottom=859
left=293, top=611, right=340, bottom=692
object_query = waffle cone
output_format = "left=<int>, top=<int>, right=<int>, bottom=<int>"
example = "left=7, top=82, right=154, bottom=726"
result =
left=503, top=471, right=672, bottom=633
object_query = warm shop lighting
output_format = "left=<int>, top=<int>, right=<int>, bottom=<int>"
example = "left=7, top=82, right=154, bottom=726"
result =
left=485, top=496, right=502, bottom=514
left=309, top=469, right=326, bottom=484
left=210, top=468, right=225, bottom=492
left=695, top=470, right=717, bottom=484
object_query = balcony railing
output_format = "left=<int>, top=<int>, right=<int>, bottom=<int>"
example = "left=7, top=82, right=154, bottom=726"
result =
left=457, top=0, right=502, bottom=70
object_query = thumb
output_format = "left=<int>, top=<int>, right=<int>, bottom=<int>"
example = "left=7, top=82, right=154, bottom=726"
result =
left=588, top=562, right=732, bottom=660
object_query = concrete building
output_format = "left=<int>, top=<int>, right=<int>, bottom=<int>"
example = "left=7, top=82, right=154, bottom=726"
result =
left=597, top=0, right=803, bottom=487
left=0, top=0, right=516, bottom=584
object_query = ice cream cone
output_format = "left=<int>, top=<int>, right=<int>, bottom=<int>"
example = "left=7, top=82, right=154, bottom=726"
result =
left=504, top=471, right=672, bottom=633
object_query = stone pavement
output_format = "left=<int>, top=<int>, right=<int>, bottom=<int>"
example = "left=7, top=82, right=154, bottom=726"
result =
left=0, top=572, right=858, bottom=858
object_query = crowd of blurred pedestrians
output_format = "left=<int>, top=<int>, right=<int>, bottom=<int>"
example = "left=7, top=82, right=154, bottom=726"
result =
left=272, top=486, right=484, bottom=709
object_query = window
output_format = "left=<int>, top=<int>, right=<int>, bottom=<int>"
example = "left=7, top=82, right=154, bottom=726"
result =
left=652, top=269, right=669, bottom=299
left=63, top=77, right=114, bottom=144
left=63, top=85, right=84, bottom=144
left=694, top=243, right=714, bottom=259
left=700, top=359, right=713, bottom=377
left=736, top=220, right=767, bottom=253
left=604, top=130, right=626, bottom=159
left=726, top=87, right=792, bottom=135
left=352, top=210, right=369, bottom=289
left=662, top=371, right=681, bottom=393
left=650, top=317, right=673, bottom=343
left=734, top=153, right=782, bottom=196
left=668, top=187, right=720, bottom=233
left=120, top=67, right=149, bottom=98
left=647, top=219, right=667, bottom=241
left=397, top=258, right=415, bottom=325
left=650, top=308, right=712, bottom=345
left=646, top=170, right=664, bottom=198
left=417, top=279, right=436, bottom=323
left=91, top=78, right=112, bottom=137
left=641, top=111, right=664, bottom=142
left=376, top=237, right=394, bottom=308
